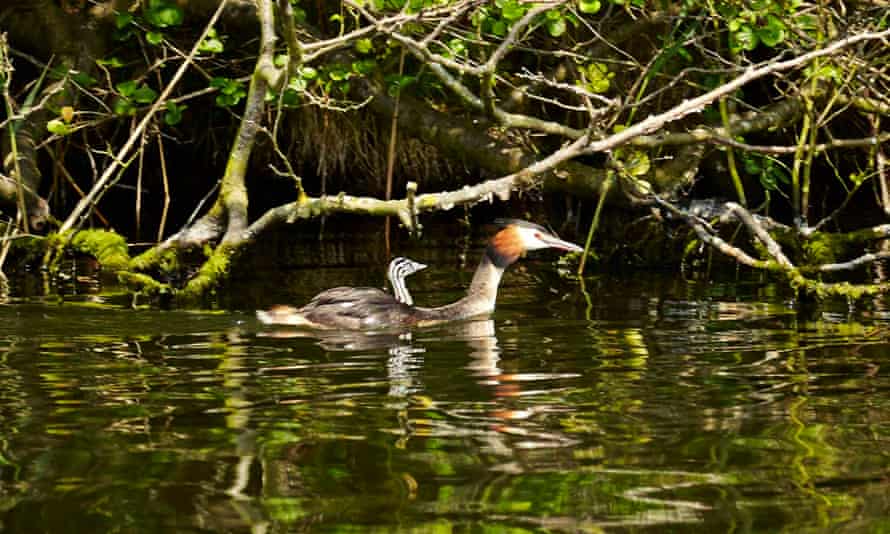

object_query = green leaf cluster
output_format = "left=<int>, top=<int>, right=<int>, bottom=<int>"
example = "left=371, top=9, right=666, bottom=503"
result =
left=716, top=1, right=794, bottom=53
left=210, top=77, right=247, bottom=108
left=114, top=80, right=158, bottom=115
left=144, top=0, right=184, bottom=28
left=741, top=152, right=790, bottom=193
left=199, top=29, right=225, bottom=54
left=577, top=62, right=614, bottom=94
left=164, top=101, right=186, bottom=126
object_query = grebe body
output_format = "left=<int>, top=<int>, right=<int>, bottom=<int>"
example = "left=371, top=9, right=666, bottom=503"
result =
left=257, top=220, right=581, bottom=329
left=256, top=256, right=426, bottom=329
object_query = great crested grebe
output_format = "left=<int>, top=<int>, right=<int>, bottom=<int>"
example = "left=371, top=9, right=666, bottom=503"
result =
left=388, top=256, right=427, bottom=306
left=257, top=219, right=582, bottom=329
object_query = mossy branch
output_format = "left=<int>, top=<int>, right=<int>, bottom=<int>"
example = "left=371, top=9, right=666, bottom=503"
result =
left=659, top=196, right=890, bottom=299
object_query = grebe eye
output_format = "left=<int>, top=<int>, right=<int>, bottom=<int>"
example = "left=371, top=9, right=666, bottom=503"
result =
left=534, top=232, right=542, bottom=239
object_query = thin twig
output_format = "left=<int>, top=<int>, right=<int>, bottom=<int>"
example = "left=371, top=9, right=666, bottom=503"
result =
left=156, top=133, right=170, bottom=242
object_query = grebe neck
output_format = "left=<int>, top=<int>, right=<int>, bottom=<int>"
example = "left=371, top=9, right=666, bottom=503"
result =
left=468, top=246, right=508, bottom=300
left=412, top=247, right=508, bottom=325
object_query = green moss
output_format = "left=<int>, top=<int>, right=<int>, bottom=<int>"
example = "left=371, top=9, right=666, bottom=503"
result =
left=176, top=244, right=235, bottom=303
left=129, top=246, right=181, bottom=275
left=802, top=233, right=838, bottom=265
left=117, top=271, right=172, bottom=297
left=69, top=229, right=130, bottom=271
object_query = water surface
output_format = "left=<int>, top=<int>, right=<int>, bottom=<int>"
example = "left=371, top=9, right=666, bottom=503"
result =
left=0, top=263, right=888, bottom=532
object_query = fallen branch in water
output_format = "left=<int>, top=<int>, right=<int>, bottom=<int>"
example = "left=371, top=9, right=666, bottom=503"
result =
left=654, top=196, right=890, bottom=299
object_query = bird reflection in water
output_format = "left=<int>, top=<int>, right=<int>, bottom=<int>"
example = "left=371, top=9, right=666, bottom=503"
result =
left=260, top=318, right=578, bottom=455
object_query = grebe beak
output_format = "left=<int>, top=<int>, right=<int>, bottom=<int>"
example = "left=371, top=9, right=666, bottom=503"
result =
left=539, top=233, right=583, bottom=253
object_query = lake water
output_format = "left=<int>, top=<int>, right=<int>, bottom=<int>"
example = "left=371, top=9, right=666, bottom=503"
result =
left=0, top=249, right=888, bottom=532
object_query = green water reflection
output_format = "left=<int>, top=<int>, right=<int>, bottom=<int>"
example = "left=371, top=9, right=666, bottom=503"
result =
left=0, top=271, right=888, bottom=532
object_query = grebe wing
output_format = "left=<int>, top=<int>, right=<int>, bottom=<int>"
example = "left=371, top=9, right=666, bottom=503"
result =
left=305, top=286, right=394, bottom=307
left=300, top=287, right=412, bottom=329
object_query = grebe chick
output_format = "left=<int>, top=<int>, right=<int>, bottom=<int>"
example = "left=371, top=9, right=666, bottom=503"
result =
left=257, top=256, right=426, bottom=329
left=388, top=257, right=426, bottom=305
left=257, top=219, right=582, bottom=329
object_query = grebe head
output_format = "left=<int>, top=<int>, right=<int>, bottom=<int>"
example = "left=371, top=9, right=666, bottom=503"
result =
left=389, top=257, right=427, bottom=279
left=487, top=219, right=582, bottom=267
left=388, top=256, right=427, bottom=306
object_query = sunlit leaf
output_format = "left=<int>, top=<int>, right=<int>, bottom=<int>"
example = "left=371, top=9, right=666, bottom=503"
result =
left=501, top=1, right=526, bottom=21
left=299, top=66, right=318, bottom=80
left=199, top=37, right=224, bottom=53
left=355, top=38, right=373, bottom=54
left=578, top=0, right=601, bottom=14
left=146, top=31, right=164, bottom=45
left=547, top=17, right=566, bottom=37
left=46, top=118, right=72, bottom=136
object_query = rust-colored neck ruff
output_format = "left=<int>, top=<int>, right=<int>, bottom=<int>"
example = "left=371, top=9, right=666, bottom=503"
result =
left=486, top=226, right=524, bottom=268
